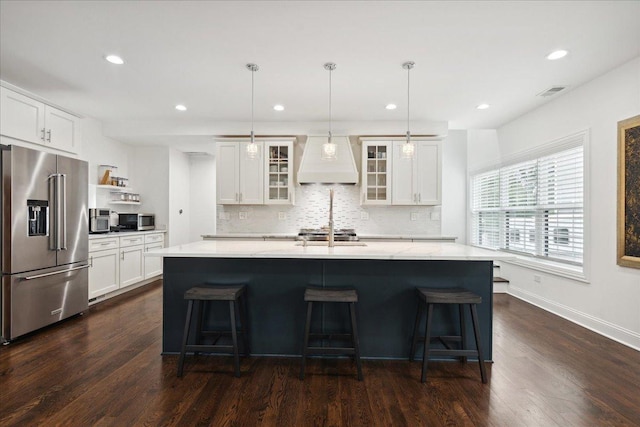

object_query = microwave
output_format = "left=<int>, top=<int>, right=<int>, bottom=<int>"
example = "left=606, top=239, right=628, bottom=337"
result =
left=89, top=208, right=110, bottom=234
left=118, top=213, right=155, bottom=231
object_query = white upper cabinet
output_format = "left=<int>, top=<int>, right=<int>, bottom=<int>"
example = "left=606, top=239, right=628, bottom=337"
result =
left=216, top=141, right=264, bottom=205
left=264, top=139, right=295, bottom=204
left=360, top=139, right=392, bottom=205
left=0, top=86, right=79, bottom=154
left=391, top=140, right=442, bottom=205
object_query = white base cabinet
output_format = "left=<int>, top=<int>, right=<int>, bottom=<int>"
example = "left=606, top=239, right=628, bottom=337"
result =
left=88, top=231, right=165, bottom=302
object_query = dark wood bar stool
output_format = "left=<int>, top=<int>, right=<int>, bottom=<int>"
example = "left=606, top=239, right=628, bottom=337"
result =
left=410, top=287, right=487, bottom=383
left=177, top=284, right=249, bottom=378
left=300, top=287, right=363, bottom=381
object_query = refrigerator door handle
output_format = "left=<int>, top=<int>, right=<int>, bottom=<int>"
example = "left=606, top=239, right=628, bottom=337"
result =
left=49, top=173, right=67, bottom=251
left=23, top=264, right=90, bottom=280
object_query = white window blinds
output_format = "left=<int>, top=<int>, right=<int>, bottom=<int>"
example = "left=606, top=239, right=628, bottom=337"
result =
left=470, top=139, right=584, bottom=266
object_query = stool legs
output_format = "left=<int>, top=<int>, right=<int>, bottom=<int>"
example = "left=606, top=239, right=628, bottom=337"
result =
left=410, top=300, right=424, bottom=362
left=299, top=301, right=313, bottom=380
left=349, top=302, right=363, bottom=381
left=229, top=300, right=240, bottom=378
left=420, top=303, right=434, bottom=383
left=239, top=295, right=250, bottom=356
left=470, top=304, right=487, bottom=383
left=177, top=300, right=194, bottom=378
left=459, top=304, right=467, bottom=364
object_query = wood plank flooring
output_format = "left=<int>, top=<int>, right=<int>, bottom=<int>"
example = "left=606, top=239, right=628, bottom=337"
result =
left=1, top=280, right=639, bottom=426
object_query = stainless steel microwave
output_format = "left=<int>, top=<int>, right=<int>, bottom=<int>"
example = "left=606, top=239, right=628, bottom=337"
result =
left=118, top=213, right=155, bottom=231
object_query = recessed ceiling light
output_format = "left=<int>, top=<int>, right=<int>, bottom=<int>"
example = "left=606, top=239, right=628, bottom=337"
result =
left=476, top=103, right=490, bottom=110
left=175, top=104, right=187, bottom=111
left=105, top=55, right=124, bottom=65
left=546, top=50, right=568, bottom=60
left=385, top=104, right=397, bottom=110
left=273, top=104, right=284, bottom=111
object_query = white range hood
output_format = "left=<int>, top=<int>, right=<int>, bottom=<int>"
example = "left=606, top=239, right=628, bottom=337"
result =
left=297, top=136, right=359, bottom=184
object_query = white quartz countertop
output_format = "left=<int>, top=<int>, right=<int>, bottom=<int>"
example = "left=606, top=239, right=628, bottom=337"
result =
left=201, top=234, right=457, bottom=241
left=146, top=240, right=513, bottom=261
left=89, top=230, right=167, bottom=239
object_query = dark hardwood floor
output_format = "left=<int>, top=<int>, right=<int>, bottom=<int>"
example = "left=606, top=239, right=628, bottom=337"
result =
left=1, top=280, right=639, bottom=426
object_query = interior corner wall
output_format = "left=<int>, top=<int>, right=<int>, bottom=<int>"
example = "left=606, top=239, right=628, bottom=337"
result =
left=168, top=148, right=191, bottom=246
left=441, top=130, right=468, bottom=244
left=131, top=145, right=170, bottom=238
left=188, top=155, right=216, bottom=242
left=495, top=56, right=640, bottom=350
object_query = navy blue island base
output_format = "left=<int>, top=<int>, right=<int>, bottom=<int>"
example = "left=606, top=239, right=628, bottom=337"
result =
left=162, top=257, right=493, bottom=361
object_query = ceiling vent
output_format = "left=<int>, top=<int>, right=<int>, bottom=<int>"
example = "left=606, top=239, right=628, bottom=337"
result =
left=537, top=86, right=567, bottom=97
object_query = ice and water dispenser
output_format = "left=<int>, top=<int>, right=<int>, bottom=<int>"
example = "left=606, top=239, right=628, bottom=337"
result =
left=27, top=200, right=49, bottom=236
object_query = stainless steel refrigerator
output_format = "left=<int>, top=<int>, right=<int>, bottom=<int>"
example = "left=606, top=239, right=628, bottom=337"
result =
left=1, top=144, right=89, bottom=342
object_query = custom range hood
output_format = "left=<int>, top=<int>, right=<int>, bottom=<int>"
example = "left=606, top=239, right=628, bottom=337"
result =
left=297, top=135, right=359, bottom=184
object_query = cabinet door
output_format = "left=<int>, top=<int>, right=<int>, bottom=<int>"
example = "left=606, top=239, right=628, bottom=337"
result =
left=391, top=141, right=416, bottom=205
left=88, top=249, right=119, bottom=299
left=120, top=245, right=144, bottom=288
left=361, top=141, right=391, bottom=205
left=216, top=142, right=240, bottom=204
left=0, top=87, right=45, bottom=144
left=45, top=106, right=79, bottom=154
left=239, top=141, right=264, bottom=204
left=144, top=243, right=164, bottom=279
left=265, top=141, right=293, bottom=204
left=415, top=141, right=441, bottom=205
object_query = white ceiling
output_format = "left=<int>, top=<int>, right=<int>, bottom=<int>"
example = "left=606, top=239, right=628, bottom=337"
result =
left=1, top=1, right=639, bottom=146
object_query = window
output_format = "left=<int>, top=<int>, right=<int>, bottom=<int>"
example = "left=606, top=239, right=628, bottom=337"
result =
left=471, top=136, right=584, bottom=266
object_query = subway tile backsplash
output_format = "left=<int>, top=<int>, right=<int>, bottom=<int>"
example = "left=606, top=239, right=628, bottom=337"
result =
left=217, top=184, right=441, bottom=235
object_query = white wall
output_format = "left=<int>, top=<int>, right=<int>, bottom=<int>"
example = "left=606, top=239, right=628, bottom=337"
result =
left=482, top=56, right=640, bottom=350
left=168, top=148, right=190, bottom=246
left=441, top=130, right=468, bottom=244
left=131, top=146, right=170, bottom=233
left=188, top=155, right=216, bottom=241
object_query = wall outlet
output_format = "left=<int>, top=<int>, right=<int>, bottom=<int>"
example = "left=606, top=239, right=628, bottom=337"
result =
left=534, top=274, right=542, bottom=283
left=360, top=211, right=369, bottom=220
left=278, top=212, right=287, bottom=220
left=239, top=211, right=248, bottom=220
left=410, top=212, right=419, bottom=221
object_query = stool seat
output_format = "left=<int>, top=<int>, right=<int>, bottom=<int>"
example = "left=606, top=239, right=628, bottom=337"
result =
left=417, top=287, right=482, bottom=305
left=300, top=287, right=363, bottom=381
left=177, top=284, right=249, bottom=378
left=185, top=285, right=246, bottom=301
left=304, top=287, right=358, bottom=303
left=410, top=287, right=487, bottom=384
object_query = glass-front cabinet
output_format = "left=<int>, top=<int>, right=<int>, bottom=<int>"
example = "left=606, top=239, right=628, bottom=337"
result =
left=264, top=139, right=295, bottom=204
left=360, top=139, right=392, bottom=205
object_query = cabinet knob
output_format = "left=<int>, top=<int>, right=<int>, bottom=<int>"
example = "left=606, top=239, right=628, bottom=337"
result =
left=41, top=128, right=46, bottom=141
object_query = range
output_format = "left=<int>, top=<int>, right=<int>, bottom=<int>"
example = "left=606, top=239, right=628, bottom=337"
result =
left=297, top=228, right=359, bottom=242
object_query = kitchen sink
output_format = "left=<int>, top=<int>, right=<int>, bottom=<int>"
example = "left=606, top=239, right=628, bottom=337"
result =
left=295, top=241, right=367, bottom=247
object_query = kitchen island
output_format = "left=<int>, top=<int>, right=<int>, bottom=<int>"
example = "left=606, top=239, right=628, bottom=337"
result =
left=148, top=240, right=512, bottom=360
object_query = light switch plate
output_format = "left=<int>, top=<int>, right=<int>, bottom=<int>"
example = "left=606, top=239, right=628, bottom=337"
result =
left=410, top=212, right=418, bottom=221
left=360, top=211, right=369, bottom=220
left=239, top=212, right=248, bottom=220
left=278, top=212, right=286, bottom=220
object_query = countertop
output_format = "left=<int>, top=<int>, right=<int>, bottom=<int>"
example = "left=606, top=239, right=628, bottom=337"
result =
left=89, top=229, right=167, bottom=239
left=201, top=234, right=457, bottom=241
left=147, top=240, right=512, bottom=261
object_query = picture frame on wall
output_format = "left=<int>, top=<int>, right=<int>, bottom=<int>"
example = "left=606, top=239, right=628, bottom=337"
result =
left=617, top=114, right=640, bottom=269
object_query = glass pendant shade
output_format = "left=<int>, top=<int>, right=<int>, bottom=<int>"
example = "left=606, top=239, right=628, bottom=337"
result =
left=246, top=63, right=259, bottom=160
left=401, top=132, right=415, bottom=158
left=322, top=135, right=337, bottom=161
left=322, top=62, right=337, bottom=161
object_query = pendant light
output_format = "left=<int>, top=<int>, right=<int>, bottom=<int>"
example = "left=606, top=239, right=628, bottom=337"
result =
left=322, top=62, right=337, bottom=161
left=402, top=61, right=416, bottom=158
left=246, top=63, right=259, bottom=159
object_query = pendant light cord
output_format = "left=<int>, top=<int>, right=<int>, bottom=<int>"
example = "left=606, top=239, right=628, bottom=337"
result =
left=251, top=66, right=255, bottom=139
left=406, top=64, right=410, bottom=137
left=329, top=66, right=332, bottom=139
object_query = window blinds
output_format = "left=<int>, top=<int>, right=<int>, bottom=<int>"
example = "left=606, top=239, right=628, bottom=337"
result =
left=470, top=143, right=584, bottom=265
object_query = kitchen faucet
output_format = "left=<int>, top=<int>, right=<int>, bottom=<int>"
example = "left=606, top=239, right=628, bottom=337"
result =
left=328, top=188, right=335, bottom=247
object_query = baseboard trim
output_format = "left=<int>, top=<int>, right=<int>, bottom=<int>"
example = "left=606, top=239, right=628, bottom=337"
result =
left=507, top=286, right=640, bottom=352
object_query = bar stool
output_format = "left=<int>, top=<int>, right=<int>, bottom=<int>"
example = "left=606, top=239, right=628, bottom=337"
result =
left=177, top=284, right=249, bottom=378
left=409, top=287, right=487, bottom=383
left=300, top=287, right=363, bottom=381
